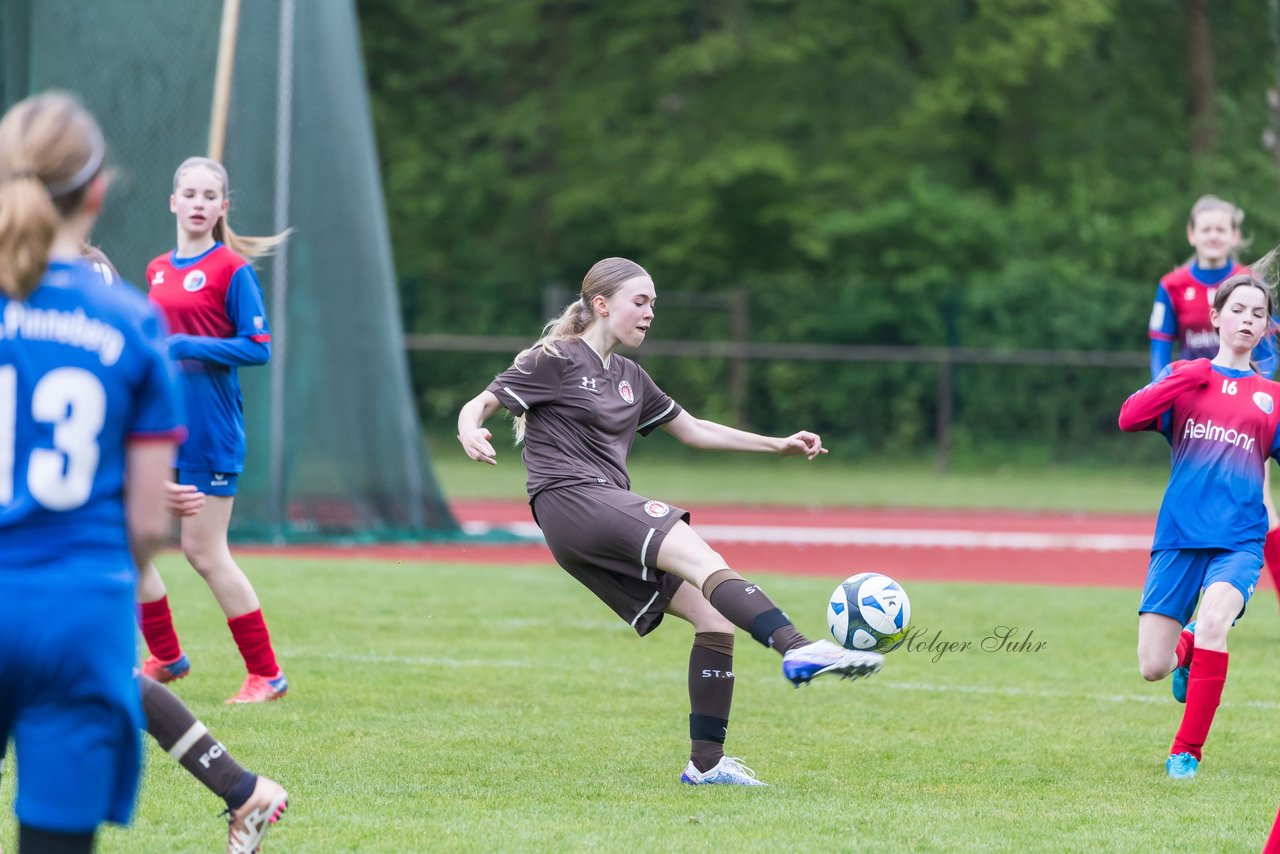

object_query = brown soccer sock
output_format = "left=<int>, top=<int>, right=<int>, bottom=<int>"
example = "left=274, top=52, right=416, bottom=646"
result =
left=139, top=674, right=255, bottom=805
left=702, top=569, right=810, bottom=654
left=689, top=631, right=735, bottom=773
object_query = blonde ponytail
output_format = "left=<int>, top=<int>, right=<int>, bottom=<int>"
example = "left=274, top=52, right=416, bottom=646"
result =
left=0, top=178, right=59, bottom=299
left=515, top=299, right=596, bottom=366
left=510, top=299, right=596, bottom=443
left=217, top=218, right=291, bottom=263
left=0, top=92, right=105, bottom=299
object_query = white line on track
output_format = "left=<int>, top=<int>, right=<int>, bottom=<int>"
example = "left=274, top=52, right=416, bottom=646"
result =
left=461, top=521, right=1152, bottom=551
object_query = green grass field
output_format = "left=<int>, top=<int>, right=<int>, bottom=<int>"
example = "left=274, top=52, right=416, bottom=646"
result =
left=4, top=550, right=1280, bottom=852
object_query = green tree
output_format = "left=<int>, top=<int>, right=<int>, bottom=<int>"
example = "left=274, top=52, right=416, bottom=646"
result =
left=359, top=0, right=1279, bottom=460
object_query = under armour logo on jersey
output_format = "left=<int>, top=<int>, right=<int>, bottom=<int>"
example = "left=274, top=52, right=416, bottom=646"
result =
left=151, top=270, right=164, bottom=286
left=579, top=376, right=598, bottom=391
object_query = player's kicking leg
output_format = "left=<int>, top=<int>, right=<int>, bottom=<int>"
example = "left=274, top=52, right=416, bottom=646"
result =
left=657, top=523, right=885, bottom=687
left=138, top=675, right=287, bottom=851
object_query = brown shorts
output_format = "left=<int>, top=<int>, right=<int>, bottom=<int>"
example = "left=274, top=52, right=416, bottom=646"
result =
left=530, top=484, right=690, bottom=636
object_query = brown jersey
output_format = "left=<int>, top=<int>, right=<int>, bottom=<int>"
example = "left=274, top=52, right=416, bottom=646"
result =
left=487, top=337, right=683, bottom=496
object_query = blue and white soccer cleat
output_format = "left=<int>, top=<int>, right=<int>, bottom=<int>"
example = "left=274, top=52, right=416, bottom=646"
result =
left=782, top=640, right=883, bottom=686
left=1166, top=752, right=1198, bottom=780
left=680, top=756, right=767, bottom=786
left=1172, top=621, right=1196, bottom=704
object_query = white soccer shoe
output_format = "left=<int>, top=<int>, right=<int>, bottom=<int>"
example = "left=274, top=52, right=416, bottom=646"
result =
left=782, top=640, right=883, bottom=686
left=227, top=775, right=288, bottom=854
left=680, top=756, right=768, bottom=786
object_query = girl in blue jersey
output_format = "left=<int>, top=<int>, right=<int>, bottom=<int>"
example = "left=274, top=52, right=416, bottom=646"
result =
left=71, top=244, right=290, bottom=851
left=0, top=92, right=183, bottom=853
left=1147, top=195, right=1280, bottom=604
left=135, top=157, right=291, bottom=704
left=1121, top=266, right=1280, bottom=779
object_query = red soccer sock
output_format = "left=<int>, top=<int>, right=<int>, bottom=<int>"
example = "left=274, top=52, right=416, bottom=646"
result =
left=1175, top=626, right=1195, bottom=670
left=139, top=596, right=183, bottom=663
left=227, top=609, right=281, bottom=678
left=1265, top=529, right=1280, bottom=599
left=1170, top=647, right=1228, bottom=761
left=1264, top=804, right=1280, bottom=854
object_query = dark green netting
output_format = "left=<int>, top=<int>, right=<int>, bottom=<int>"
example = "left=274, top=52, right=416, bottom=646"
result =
left=2, top=0, right=463, bottom=541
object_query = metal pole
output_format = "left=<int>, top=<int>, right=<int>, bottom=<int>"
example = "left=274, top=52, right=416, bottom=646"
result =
left=207, top=0, right=242, bottom=161
left=268, top=0, right=295, bottom=542
left=935, top=357, right=954, bottom=473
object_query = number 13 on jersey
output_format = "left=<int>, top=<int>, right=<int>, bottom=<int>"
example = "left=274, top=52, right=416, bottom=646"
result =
left=0, top=364, right=105, bottom=510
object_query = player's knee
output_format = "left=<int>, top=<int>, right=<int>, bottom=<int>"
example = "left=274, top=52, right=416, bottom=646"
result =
left=1137, top=648, right=1170, bottom=681
left=693, top=610, right=735, bottom=634
left=1138, top=659, right=1168, bottom=682
left=179, top=537, right=227, bottom=575
left=1194, top=615, right=1230, bottom=648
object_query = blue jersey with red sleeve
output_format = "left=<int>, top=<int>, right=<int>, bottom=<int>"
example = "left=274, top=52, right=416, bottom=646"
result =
left=0, top=259, right=184, bottom=567
left=1148, top=261, right=1279, bottom=379
left=1119, top=359, right=1280, bottom=558
left=146, top=243, right=270, bottom=474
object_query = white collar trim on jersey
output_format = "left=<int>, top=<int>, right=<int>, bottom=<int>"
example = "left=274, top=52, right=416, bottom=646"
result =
left=579, top=336, right=612, bottom=370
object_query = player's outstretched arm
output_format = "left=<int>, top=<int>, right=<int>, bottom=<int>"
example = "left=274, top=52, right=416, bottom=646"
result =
left=1118, top=358, right=1213, bottom=432
left=660, top=411, right=828, bottom=460
left=458, top=390, right=503, bottom=465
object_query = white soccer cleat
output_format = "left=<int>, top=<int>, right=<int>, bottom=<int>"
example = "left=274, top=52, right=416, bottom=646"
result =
left=680, top=756, right=768, bottom=786
left=782, top=640, right=883, bottom=686
left=227, top=775, right=288, bottom=854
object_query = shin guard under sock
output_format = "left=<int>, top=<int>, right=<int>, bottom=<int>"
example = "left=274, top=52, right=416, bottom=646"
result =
left=140, top=674, right=252, bottom=803
left=1171, top=647, right=1229, bottom=761
left=703, top=569, right=809, bottom=653
left=689, top=631, right=735, bottom=772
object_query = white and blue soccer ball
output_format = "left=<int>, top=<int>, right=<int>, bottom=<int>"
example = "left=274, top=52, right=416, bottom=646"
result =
left=827, top=572, right=911, bottom=653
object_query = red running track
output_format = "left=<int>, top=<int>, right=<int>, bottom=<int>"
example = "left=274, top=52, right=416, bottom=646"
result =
left=234, top=499, right=1219, bottom=590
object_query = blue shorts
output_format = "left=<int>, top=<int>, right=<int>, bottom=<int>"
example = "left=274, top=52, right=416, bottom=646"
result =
left=0, top=562, right=143, bottom=833
left=179, top=468, right=239, bottom=497
left=1139, top=548, right=1261, bottom=625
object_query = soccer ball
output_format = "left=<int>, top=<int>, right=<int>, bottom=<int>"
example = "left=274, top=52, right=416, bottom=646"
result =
left=827, top=572, right=911, bottom=653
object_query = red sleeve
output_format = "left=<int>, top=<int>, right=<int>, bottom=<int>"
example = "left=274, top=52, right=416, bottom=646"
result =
left=1118, top=359, right=1212, bottom=432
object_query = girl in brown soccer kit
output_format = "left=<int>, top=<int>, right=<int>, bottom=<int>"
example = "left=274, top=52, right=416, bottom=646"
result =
left=458, top=257, right=883, bottom=786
